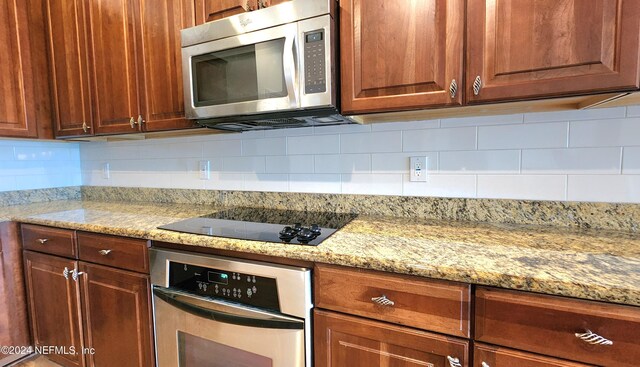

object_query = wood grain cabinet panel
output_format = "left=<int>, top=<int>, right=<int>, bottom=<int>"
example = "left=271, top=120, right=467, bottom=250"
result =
left=87, top=0, right=141, bottom=135
left=79, top=262, right=154, bottom=367
left=475, top=287, right=640, bottom=367
left=77, top=231, right=149, bottom=273
left=195, top=0, right=257, bottom=24
left=44, top=0, right=93, bottom=137
left=136, top=0, right=198, bottom=132
left=466, top=0, right=640, bottom=103
left=22, top=224, right=76, bottom=259
left=24, top=251, right=85, bottom=367
left=474, top=343, right=593, bottom=367
left=315, top=264, right=471, bottom=337
left=315, top=310, right=469, bottom=367
left=0, top=0, right=52, bottom=139
left=340, top=0, right=464, bottom=114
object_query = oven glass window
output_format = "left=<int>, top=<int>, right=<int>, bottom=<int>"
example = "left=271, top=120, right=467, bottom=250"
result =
left=178, top=332, right=273, bottom=367
left=192, top=38, right=288, bottom=107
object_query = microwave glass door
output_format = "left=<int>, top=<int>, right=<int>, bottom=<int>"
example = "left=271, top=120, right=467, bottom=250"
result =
left=192, top=39, right=288, bottom=107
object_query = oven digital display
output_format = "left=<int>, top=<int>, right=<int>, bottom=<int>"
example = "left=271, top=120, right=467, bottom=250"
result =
left=207, top=271, right=229, bottom=285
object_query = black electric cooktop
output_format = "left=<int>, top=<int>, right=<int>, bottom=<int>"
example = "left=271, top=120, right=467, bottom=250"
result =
left=158, top=207, right=357, bottom=246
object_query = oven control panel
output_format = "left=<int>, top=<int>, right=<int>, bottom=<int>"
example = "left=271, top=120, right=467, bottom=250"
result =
left=168, top=261, right=280, bottom=312
left=304, top=29, right=327, bottom=94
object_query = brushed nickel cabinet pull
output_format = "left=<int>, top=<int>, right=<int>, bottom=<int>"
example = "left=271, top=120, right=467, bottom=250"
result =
left=98, top=249, right=112, bottom=256
left=71, top=268, right=85, bottom=282
left=447, top=356, right=462, bottom=367
left=449, top=79, right=458, bottom=99
left=473, top=75, right=482, bottom=96
left=82, top=122, right=91, bottom=133
left=130, top=116, right=136, bottom=128
left=37, top=238, right=48, bottom=244
left=481, top=362, right=490, bottom=367
left=371, top=295, right=394, bottom=306
left=63, top=267, right=70, bottom=280
left=137, top=115, right=145, bottom=126
left=575, top=330, right=613, bottom=346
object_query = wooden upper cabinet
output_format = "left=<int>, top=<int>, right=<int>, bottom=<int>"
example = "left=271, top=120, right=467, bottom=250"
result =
left=24, top=251, right=85, bottom=367
left=195, top=0, right=257, bottom=24
left=0, top=0, right=52, bottom=139
left=136, top=0, right=198, bottom=132
left=45, top=0, right=93, bottom=138
left=466, top=0, right=640, bottom=103
left=340, top=0, right=464, bottom=115
left=87, top=0, right=141, bottom=135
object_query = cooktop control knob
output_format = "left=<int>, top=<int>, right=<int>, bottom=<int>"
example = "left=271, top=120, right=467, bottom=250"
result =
left=310, top=224, right=321, bottom=235
left=296, top=227, right=319, bottom=243
left=279, top=226, right=299, bottom=242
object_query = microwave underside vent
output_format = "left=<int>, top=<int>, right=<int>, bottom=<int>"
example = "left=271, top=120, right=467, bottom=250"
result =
left=197, top=110, right=357, bottom=132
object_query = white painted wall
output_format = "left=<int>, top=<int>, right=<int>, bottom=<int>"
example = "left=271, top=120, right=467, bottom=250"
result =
left=0, top=139, right=81, bottom=192
left=80, top=105, right=640, bottom=203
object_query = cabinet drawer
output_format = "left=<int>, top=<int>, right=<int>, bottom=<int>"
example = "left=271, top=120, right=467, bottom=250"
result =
left=22, top=224, right=76, bottom=258
left=474, top=343, right=592, bottom=367
left=77, top=232, right=149, bottom=273
left=475, top=287, right=640, bottom=367
left=315, top=264, right=471, bottom=337
left=315, top=310, right=469, bottom=367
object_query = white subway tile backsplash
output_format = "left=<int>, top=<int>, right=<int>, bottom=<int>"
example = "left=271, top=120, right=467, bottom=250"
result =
left=340, top=131, right=401, bottom=153
left=524, top=107, right=626, bottom=123
left=313, top=123, right=371, bottom=135
left=222, top=156, right=266, bottom=173
left=314, top=154, right=371, bottom=173
left=622, top=147, right=640, bottom=174
left=403, top=127, right=476, bottom=152
left=0, top=147, right=14, bottom=159
left=522, top=148, right=622, bottom=174
left=568, top=175, right=640, bottom=203
left=203, top=139, right=242, bottom=157
left=242, top=138, right=286, bottom=156
left=628, top=105, right=640, bottom=117
left=289, top=174, right=341, bottom=193
left=371, top=152, right=438, bottom=173
left=403, top=174, right=476, bottom=198
left=244, top=173, right=288, bottom=192
left=371, top=119, right=440, bottom=131
left=287, top=134, right=340, bottom=155
left=477, top=175, right=567, bottom=201
left=204, top=173, right=244, bottom=190
left=442, top=113, right=523, bottom=127
left=569, top=118, right=640, bottom=147
left=341, top=173, right=403, bottom=195
left=478, top=122, right=568, bottom=149
left=265, top=155, right=314, bottom=174
left=439, top=150, right=520, bottom=174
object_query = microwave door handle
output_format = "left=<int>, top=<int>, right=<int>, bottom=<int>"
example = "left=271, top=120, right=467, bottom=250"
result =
left=283, top=34, right=299, bottom=108
left=153, top=286, right=304, bottom=330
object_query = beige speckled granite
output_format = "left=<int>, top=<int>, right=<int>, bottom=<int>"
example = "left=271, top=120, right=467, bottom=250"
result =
left=81, top=186, right=640, bottom=232
left=0, top=187, right=81, bottom=206
left=4, top=200, right=640, bottom=307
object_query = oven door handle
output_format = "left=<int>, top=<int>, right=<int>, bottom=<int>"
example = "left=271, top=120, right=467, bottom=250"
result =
left=153, top=286, right=304, bottom=330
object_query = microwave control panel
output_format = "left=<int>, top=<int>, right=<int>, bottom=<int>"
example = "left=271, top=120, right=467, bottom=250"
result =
left=304, top=30, right=327, bottom=94
left=168, top=261, right=280, bottom=312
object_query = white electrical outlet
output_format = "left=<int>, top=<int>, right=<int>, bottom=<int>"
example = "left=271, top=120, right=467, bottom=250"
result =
left=102, top=163, right=110, bottom=179
left=409, top=156, right=428, bottom=182
left=199, top=160, right=211, bottom=180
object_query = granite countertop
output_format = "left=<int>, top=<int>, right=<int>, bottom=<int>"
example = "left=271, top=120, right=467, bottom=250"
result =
left=2, top=200, right=639, bottom=307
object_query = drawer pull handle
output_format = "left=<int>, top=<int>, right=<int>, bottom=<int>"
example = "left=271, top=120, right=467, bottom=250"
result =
left=62, top=267, right=70, bottom=280
left=37, top=238, right=49, bottom=244
left=71, top=269, right=85, bottom=282
left=575, top=330, right=613, bottom=346
left=447, top=356, right=462, bottom=367
left=371, top=295, right=394, bottom=306
left=481, top=362, right=490, bottom=367
left=98, top=249, right=112, bottom=256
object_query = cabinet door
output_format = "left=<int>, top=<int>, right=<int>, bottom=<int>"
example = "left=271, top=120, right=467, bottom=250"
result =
left=45, top=0, right=93, bottom=137
left=136, top=0, right=198, bottom=132
left=0, top=0, right=50, bottom=138
left=87, top=0, right=141, bottom=134
left=315, top=310, right=469, bottom=367
left=340, top=0, right=464, bottom=114
left=466, top=0, right=640, bottom=103
left=79, top=262, right=154, bottom=367
left=474, top=343, right=592, bottom=367
left=194, top=0, right=257, bottom=24
left=24, top=251, right=85, bottom=367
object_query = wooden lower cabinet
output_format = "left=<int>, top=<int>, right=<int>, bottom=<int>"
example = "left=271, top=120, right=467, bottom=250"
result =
left=24, top=251, right=85, bottom=367
left=315, top=310, right=469, bottom=367
left=474, top=344, right=592, bottom=367
left=79, top=262, right=153, bottom=367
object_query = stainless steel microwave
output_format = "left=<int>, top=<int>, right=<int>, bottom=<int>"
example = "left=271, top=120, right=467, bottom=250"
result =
left=181, top=0, right=353, bottom=131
